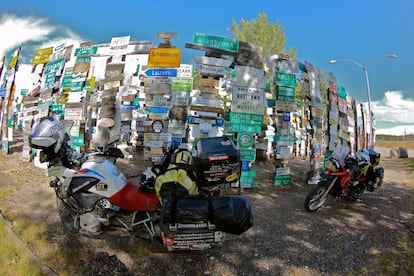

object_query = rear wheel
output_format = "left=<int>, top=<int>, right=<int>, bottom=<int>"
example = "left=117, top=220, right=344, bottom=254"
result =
left=58, top=200, right=80, bottom=234
left=304, top=182, right=330, bottom=212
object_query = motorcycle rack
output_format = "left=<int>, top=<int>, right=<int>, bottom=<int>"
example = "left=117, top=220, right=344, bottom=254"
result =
left=114, top=211, right=155, bottom=237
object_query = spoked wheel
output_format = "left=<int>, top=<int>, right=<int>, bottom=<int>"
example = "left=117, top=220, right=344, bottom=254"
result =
left=304, top=182, right=330, bottom=212
left=57, top=200, right=80, bottom=234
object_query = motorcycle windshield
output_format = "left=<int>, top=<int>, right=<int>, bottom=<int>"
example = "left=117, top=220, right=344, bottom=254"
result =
left=330, top=144, right=349, bottom=168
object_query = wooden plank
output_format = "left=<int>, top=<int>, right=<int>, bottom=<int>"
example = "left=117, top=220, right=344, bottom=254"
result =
left=200, top=77, right=220, bottom=87
left=190, top=105, right=224, bottom=114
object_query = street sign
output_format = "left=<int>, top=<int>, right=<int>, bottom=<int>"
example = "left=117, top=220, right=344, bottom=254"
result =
left=232, top=86, right=265, bottom=103
left=148, top=48, right=181, bottom=68
left=230, top=112, right=264, bottom=125
left=230, top=124, right=261, bottom=134
left=177, top=64, right=193, bottom=78
left=241, top=170, right=257, bottom=177
left=144, top=68, right=177, bottom=77
left=44, top=57, right=65, bottom=75
left=171, top=77, right=193, bottom=92
left=193, top=33, right=239, bottom=52
left=275, top=71, right=297, bottom=87
left=74, top=45, right=98, bottom=57
left=237, top=133, right=254, bottom=149
left=231, top=102, right=266, bottom=115
left=194, top=63, right=228, bottom=76
left=240, top=149, right=256, bottom=161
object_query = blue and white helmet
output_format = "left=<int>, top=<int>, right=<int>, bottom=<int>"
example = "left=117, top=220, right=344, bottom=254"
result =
left=29, top=116, right=65, bottom=154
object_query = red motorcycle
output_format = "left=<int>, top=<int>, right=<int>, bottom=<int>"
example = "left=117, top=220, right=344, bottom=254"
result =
left=304, top=145, right=384, bottom=212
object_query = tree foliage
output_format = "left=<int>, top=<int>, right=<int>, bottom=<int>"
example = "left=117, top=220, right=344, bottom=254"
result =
left=229, top=12, right=296, bottom=65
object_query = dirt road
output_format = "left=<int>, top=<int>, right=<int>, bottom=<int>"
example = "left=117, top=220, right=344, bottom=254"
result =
left=0, top=140, right=413, bottom=275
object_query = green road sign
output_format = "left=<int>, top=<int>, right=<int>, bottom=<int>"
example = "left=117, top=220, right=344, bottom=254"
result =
left=230, top=124, right=261, bottom=134
left=230, top=112, right=264, bottom=125
left=275, top=72, right=297, bottom=87
left=240, top=149, right=256, bottom=161
left=274, top=174, right=292, bottom=186
left=171, top=77, right=193, bottom=92
left=241, top=170, right=257, bottom=177
left=193, top=33, right=239, bottom=52
left=74, top=45, right=98, bottom=56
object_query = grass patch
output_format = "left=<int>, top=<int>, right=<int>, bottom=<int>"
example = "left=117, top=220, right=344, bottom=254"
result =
left=375, top=140, right=414, bottom=150
left=0, top=218, right=47, bottom=276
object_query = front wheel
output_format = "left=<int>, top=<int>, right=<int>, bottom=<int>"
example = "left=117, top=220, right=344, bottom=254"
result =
left=304, top=182, right=330, bottom=212
left=57, top=199, right=80, bottom=234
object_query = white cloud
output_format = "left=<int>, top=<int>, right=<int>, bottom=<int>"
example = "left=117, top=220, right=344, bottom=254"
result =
left=373, top=91, right=414, bottom=123
left=0, top=14, right=83, bottom=62
left=371, top=91, right=414, bottom=135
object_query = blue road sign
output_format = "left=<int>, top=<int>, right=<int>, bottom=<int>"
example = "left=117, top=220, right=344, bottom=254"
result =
left=144, top=68, right=177, bottom=77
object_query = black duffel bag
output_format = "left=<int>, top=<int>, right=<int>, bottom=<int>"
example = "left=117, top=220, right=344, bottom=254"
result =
left=160, top=195, right=211, bottom=225
left=211, top=196, right=254, bottom=235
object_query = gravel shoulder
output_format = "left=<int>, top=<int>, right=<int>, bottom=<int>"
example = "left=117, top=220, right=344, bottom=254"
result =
left=0, top=136, right=413, bottom=275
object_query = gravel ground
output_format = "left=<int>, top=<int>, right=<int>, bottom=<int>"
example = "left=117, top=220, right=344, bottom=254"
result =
left=0, top=136, right=413, bottom=275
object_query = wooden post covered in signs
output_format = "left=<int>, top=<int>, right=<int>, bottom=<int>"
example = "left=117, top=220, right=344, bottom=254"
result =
left=0, top=47, right=21, bottom=154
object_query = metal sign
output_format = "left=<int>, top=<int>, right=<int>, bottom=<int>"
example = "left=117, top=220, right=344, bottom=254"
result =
left=193, top=33, right=239, bottom=52
left=74, top=45, right=98, bottom=57
left=177, top=64, right=193, bottom=78
left=232, top=86, right=265, bottom=103
left=171, top=77, right=193, bottom=92
left=144, top=68, right=177, bottom=77
left=194, top=63, right=228, bottom=76
left=230, top=124, right=261, bottom=134
left=231, top=102, right=266, bottom=114
left=148, top=48, right=181, bottom=68
left=230, top=112, right=264, bottom=125
left=240, top=149, right=256, bottom=161
left=275, top=71, right=297, bottom=87
left=237, top=133, right=254, bottom=149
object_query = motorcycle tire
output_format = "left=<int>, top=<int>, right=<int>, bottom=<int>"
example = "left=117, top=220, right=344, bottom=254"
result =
left=57, top=200, right=80, bottom=234
left=304, top=182, right=330, bottom=212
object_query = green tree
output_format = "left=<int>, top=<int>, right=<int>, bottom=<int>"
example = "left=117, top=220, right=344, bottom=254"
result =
left=229, top=12, right=296, bottom=66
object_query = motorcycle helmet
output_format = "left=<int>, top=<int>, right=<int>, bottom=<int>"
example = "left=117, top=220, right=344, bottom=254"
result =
left=29, top=116, right=65, bottom=154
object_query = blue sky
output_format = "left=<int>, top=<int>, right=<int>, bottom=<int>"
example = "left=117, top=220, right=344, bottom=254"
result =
left=1, top=0, right=413, bottom=135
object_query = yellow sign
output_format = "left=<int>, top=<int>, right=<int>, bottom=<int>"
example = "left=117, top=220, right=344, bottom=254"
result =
left=147, top=48, right=181, bottom=68
left=31, top=47, right=53, bottom=64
